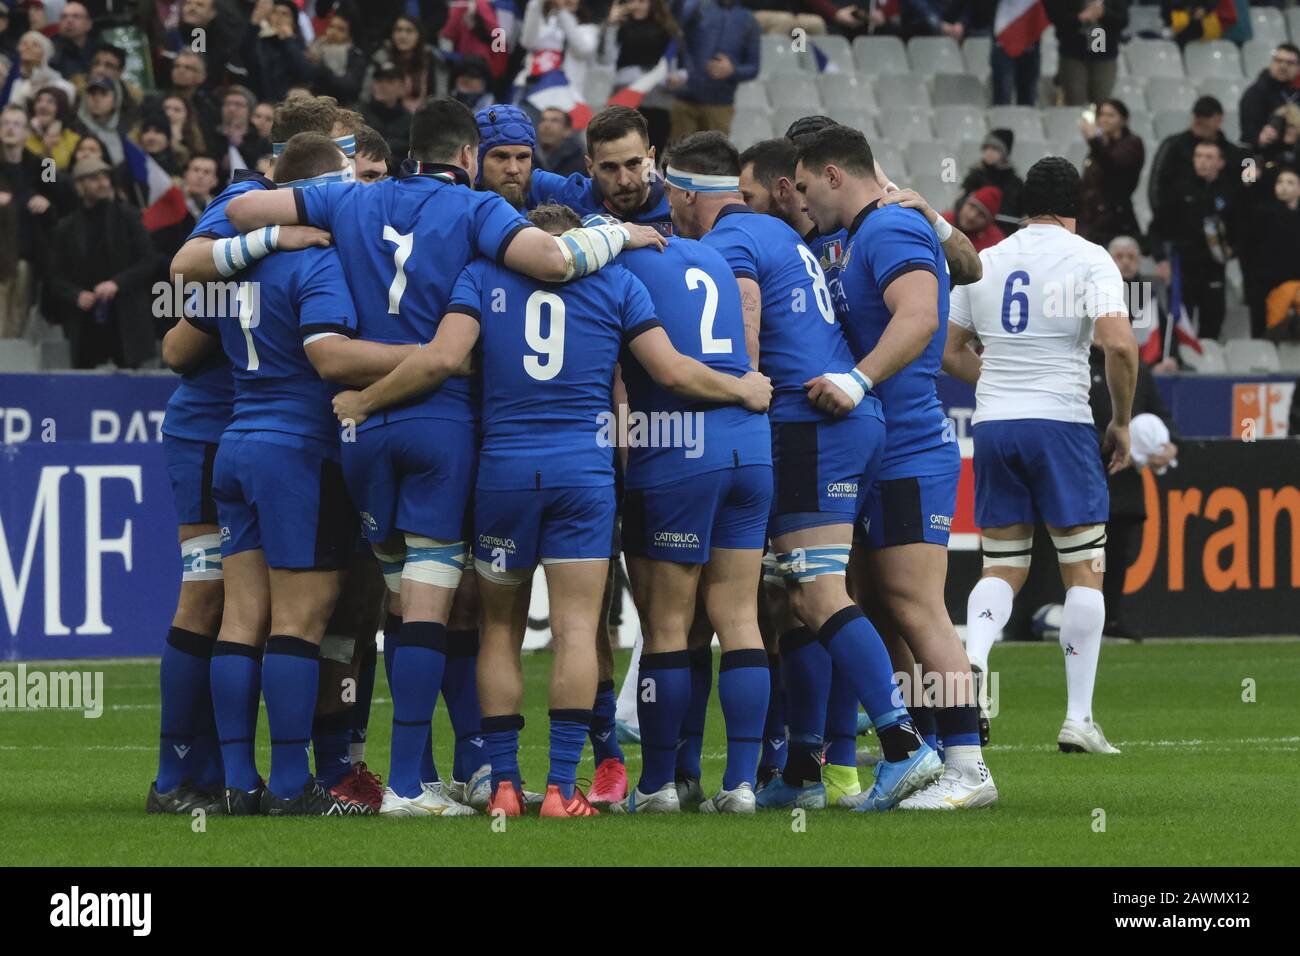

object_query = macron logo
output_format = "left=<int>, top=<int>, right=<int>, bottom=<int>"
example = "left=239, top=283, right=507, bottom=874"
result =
left=172, top=744, right=190, bottom=759
left=50, top=886, right=151, bottom=936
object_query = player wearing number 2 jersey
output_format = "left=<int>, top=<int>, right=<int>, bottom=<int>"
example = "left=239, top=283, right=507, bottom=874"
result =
left=947, top=157, right=1137, bottom=763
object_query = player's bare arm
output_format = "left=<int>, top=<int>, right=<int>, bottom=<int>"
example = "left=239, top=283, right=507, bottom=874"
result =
left=879, top=188, right=982, bottom=285
left=226, top=189, right=301, bottom=231
left=629, top=326, right=772, bottom=412
left=332, top=312, right=482, bottom=426
left=304, top=337, right=419, bottom=387
left=737, top=276, right=762, bottom=370
left=161, top=319, right=217, bottom=372
left=942, top=321, right=982, bottom=385
left=1093, top=310, right=1139, bottom=475
left=170, top=227, right=332, bottom=283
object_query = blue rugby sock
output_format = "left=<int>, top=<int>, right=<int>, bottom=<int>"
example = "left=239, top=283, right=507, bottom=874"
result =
left=350, top=641, right=377, bottom=762
left=676, top=647, right=712, bottom=781
left=210, top=641, right=262, bottom=792
left=913, top=705, right=940, bottom=752
left=779, top=628, right=830, bottom=785
left=589, top=679, right=624, bottom=766
left=548, top=709, right=593, bottom=800
left=157, top=627, right=215, bottom=793
left=636, top=651, right=691, bottom=794
left=824, top=663, right=860, bottom=767
left=263, top=636, right=320, bottom=800
left=191, top=692, right=223, bottom=789
left=718, top=649, right=770, bottom=791
left=443, top=629, right=484, bottom=782
left=388, top=621, right=448, bottom=798
left=759, top=653, right=788, bottom=772
left=382, top=612, right=401, bottom=690
left=936, top=704, right=981, bottom=751
left=482, top=714, right=524, bottom=791
left=313, top=710, right=354, bottom=789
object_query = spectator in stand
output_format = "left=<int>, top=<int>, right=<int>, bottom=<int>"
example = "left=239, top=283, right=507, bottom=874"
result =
left=181, top=153, right=217, bottom=218
left=1045, top=0, right=1125, bottom=106
left=161, top=92, right=209, bottom=162
left=990, top=28, right=1039, bottom=105
left=938, top=0, right=994, bottom=43
left=1079, top=97, right=1143, bottom=248
left=6, top=30, right=75, bottom=109
left=960, top=127, right=1022, bottom=233
left=1255, top=168, right=1300, bottom=340
left=364, top=14, right=448, bottom=113
left=46, top=157, right=159, bottom=369
left=943, top=185, right=1005, bottom=250
left=88, top=45, right=140, bottom=130
left=449, top=57, right=496, bottom=111
left=441, top=0, right=514, bottom=93
left=160, top=50, right=220, bottom=144
left=535, top=104, right=585, bottom=174
left=1162, top=0, right=1237, bottom=48
left=246, top=0, right=314, bottom=104
left=307, top=10, right=367, bottom=104
left=0, top=163, right=22, bottom=337
left=1148, top=95, right=1243, bottom=230
left=359, top=62, right=411, bottom=161
left=216, top=85, right=270, bottom=173
left=251, top=100, right=274, bottom=141
left=1240, top=42, right=1300, bottom=159
left=740, top=0, right=826, bottom=36
left=136, top=109, right=188, bottom=177
left=77, top=75, right=130, bottom=165
left=1, top=103, right=59, bottom=334
left=1148, top=139, right=1236, bottom=343
left=49, top=1, right=97, bottom=87
left=55, top=131, right=124, bottom=212
left=26, top=85, right=80, bottom=171
left=1110, top=234, right=1176, bottom=370
left=669, top=0, right=759, bottom=140
left=600, top=0, right=677, bottom=157
left=517, top=0, right=599, bottom=121
left=168, top=0, right=245, bottom=93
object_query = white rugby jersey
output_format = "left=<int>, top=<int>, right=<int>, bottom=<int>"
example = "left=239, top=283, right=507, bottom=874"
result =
left=948, top=223, right=1128, bottom=425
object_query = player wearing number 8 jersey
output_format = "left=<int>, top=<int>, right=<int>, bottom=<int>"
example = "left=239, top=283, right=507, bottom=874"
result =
left=946, top=157, right=1138, bottom=760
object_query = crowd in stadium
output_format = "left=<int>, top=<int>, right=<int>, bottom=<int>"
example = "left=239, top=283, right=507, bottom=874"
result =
left=2, top=0, right=1300, bottom=369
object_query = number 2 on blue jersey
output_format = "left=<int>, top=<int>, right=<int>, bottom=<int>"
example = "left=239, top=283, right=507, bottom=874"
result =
left=1002, top=271, right=1030, bottom=334
left=686, top=267, right=731, bottom=354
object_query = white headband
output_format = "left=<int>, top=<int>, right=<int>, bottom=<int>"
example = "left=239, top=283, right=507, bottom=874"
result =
left=664, top=165, right=740, bottom=192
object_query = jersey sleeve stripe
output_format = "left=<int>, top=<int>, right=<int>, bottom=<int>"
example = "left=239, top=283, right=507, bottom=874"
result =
left=731, top=267, right=758, bottom=281
left=182, top=314, right=219, bottom=336
left=878, top=260, right=936, bottom=294
left=624, top=318, right=663, bottom=343
left=292, top=187, right=309, bottom=225
left=448, top=303, right=482, bottom=322
left=494, top=222, right=530, bottom=265
left=300, top=323, right=357, bottom=341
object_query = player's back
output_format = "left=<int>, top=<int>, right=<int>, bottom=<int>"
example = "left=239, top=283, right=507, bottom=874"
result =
left=204, top=246, right=354, bottom=449
left=618, top=237, right=771, bottom=486
left=702, top=205, right=873, bottom=423
left=952, top=223, right=1127, bottom=426
left=448, top=258, right=659, bottom=490
left=295, top=174, right=529, bottom=425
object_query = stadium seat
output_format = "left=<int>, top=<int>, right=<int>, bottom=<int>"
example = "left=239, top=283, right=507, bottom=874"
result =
left=1288, top=8, right=1300, bottom=44
left=827, top=109, right=878, bottom=138
left=1145, top=76, right=1200, bottom=112
left=1109, top=76, right=1148, bottom=111
left=910, top=173, right=959, bottom=212
left=768, top=73, right=822, bottom=110
left=1225, top=339, right=1281, bottom=374
left=1039, top=35, right=1059, bottom=79
left=1043, top=107, right=1086, bottom=143
left=1222, top=111, right=1241, bottom=141
left=905, top=140, right=954, bottom=180
left=734, top=80, right=770, bottom=111
left=853, top=35, right=910, bottom=75
left=1126, top=38, right=1185, bottom=77
left=986, top=105, right=1044, bottom=143
left=0, top=339, right=39, bottom=372
left=1127, top=4, right=1164, bottom=36
left=957, top=137, right=984, bottom=172
left=1014, top=139, right=1055, bottom=169
left=761, top=34, right=809, bottom=75
left=1242, top=39, right=1275, bottom=78
left=879, top=108, right=935, bottom=143
left=1066, top=139, right=1088, bottom=173
left=933, top=105, right=987, bottom=143
left=1184, top=40, right=1243, bottom=80
left=871, top=143, right=908, bottom=181
left=1154, top=108, right=1190, bottom=141
left=1127, top=109, right=1156, bottom=146
left=908, top=35, right=965, bottom=75
left=875, top=73, right=933, bottom=108
left=1250, top=7, right=1286, bottom=43
left=1182, top=339, right=1228, bottom=373
left=1197, top=76, right=1246, bottom=109
left=962, top=36, right=992, bottom=79
left=811, top=34, right=855, bottom=74
left=819, top=73, right=877, bottom=114
left=730, top=110, right=775, bottom=150
left=1276, top=341, right=1300, bottom=374
left=932, top=72, right=987, bottom=107
left=39, top=338, right=71, bottom=370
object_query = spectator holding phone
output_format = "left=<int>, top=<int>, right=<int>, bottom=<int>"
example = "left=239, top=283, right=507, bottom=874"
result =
left=1240, top=43, right=1300, bottom=159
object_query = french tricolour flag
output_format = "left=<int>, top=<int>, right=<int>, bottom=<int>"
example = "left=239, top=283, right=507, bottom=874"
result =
left=122, top=138, right=187, bottom=233
left=995, top=0, right=1050, bottom=58
left=607, top=39, right=680, bottom=110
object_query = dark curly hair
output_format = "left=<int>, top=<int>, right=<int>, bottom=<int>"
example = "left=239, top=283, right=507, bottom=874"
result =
left=1021, top=156, right=1081, bottom=220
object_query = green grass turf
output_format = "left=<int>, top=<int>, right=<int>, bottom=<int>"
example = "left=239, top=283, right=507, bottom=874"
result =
left=1, top=640, right=1298, bottom=866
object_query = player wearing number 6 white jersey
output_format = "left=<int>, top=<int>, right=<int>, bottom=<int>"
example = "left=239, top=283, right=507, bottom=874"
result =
left=945, top=157, right=1139, bottom=759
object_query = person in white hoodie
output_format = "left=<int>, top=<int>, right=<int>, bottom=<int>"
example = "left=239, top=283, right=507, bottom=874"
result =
left=516, top=0, right=599, bottom=124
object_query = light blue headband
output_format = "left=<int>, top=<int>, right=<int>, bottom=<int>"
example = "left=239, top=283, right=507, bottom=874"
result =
left=663, top=165, right=740, bottom=192
left=271, top=134, right=357, bottom=158
left=277, top=166, right=356, bottom=189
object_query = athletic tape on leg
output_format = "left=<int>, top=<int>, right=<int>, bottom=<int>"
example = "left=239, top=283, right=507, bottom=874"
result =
left=774, top=545, right=850, bottom=583
left=401, top=536, right=467, bottom=588
left=1050, top=526, right=1107, bottom=565
left=762, top=551, right=787, bottom=589
left=981, top=536, right=1033, bottom=570
left=181, top=533, right=224, bottom=582
left=472, top=557, right=532, bottom=587
left=372, top=543, right=405, bottom=594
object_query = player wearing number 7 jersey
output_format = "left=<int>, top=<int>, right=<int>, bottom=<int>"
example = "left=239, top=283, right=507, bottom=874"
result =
left=946, top=157, right=1138, bottom=761
left=226, top=98, right=669, bottom=817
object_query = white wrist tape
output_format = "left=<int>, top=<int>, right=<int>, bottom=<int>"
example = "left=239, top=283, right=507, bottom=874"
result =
left=212, top=225, right=281, bottom=277
left=822, top=369, right=870, bottom=408
left=932, top=215, right=953, bottom=242
left=556, top=223, right=629, bottom=280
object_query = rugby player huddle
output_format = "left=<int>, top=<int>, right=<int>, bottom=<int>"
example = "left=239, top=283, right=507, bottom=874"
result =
left=148, top=90, right=1136, bottom=819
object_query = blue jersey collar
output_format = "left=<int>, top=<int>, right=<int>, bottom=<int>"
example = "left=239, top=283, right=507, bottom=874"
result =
left=399, top=159, right=472, bottom=186
left=714, top=202, right=754, bottom=222
left=233, top=169, right=276, bottom=189
left=847, top=200, right=882, bottom=239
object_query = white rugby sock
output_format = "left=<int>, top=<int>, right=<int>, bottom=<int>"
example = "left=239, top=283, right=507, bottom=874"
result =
left=965, top=576, right=1014, bottom=674
left=1059, top=586, right=1106, bottom=722
left=615, top=625, right=643, bottom=727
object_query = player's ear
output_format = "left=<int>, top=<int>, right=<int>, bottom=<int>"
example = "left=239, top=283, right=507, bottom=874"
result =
left=462, top=142, right=476, bottom=178
left=585, top=153, right=594, bottom=177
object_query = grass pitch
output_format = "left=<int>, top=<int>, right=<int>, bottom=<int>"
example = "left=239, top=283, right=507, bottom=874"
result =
left=2, top=640, right=1297, bottom=867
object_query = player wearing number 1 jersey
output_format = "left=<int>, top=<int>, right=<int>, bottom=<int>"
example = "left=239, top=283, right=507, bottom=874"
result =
left=947, top=157, right=1137, bottom=762
left=666, top=132, right=940, bottom=814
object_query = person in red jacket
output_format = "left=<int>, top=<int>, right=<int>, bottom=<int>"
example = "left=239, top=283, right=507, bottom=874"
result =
left=442, top=0, right=514, bottom=93
left=943, top=185, right=1006, bottom=252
